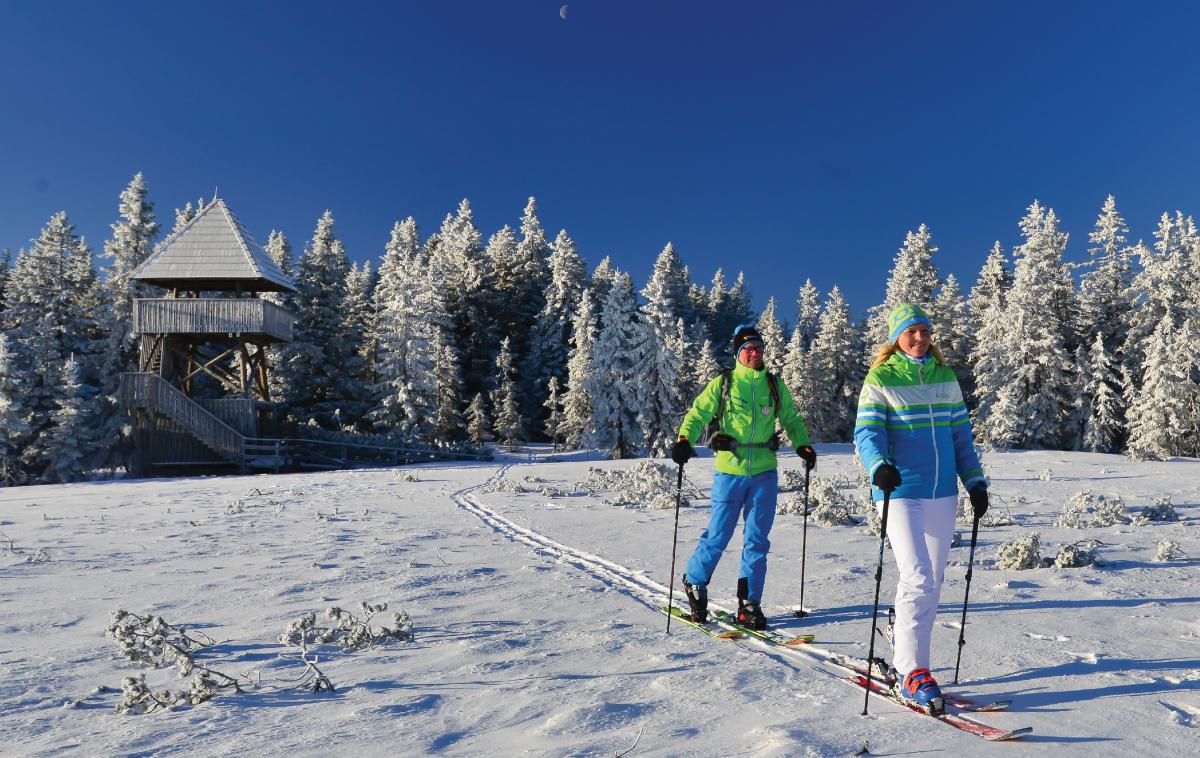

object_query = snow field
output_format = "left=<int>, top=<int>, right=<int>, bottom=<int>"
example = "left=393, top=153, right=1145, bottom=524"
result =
left=1, top=446, right=1198, bottom=756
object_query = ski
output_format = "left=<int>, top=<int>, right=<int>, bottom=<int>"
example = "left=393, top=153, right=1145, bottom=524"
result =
left=708, top=610, right=1009, bottom=714
left=711, top=609, right=815, bottom=646
left=665, top=604, right=1026, bottom=736
left=849, top=674, right=1032, bottom=741
left=661, top=606, right=744, bottom=640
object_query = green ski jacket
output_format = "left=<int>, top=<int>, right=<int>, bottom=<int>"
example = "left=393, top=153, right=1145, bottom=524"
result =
left=678, top=362, right=812, bottom=477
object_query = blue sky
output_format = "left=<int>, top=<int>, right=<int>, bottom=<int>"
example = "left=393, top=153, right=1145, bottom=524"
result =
left=2, top=1, right=1198, bottom=320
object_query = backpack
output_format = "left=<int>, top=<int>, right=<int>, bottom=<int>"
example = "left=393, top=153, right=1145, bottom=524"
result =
left=702, top=369, right=782, bottom=449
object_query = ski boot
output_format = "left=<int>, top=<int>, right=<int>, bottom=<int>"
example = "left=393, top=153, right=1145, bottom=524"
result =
left=682, top=575, right=708, bottom=623
left=895, top=668, right=945, bottom=715
left=736, top=577, right=768, bottom=630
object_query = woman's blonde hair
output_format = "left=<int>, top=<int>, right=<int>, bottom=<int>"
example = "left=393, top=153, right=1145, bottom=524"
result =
left=870, top=341, right=946, bottom=370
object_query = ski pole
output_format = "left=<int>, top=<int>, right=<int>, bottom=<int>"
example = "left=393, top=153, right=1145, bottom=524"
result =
left=666, top=462, right=685, bottom=634
left=953, top=512, right=981, bottom=684
left=862, top=488, right=892, bottom=716
left=794, top=465, right=812, bottom=619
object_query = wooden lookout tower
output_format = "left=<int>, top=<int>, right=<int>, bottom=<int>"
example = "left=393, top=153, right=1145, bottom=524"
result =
left=119, top=197, right=295, bottom=473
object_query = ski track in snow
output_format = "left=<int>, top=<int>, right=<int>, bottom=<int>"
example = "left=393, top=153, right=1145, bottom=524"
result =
left=452, top=465, right=675, bottom=614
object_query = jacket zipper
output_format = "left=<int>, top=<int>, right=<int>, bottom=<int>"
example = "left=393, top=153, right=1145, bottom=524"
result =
left=748, top=372, right=756, bottom=473
left=920, top=361, right=938, bottom=498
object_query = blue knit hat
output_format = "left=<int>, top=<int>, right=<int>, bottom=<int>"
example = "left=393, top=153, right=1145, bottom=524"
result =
left=731, top=323, right=764, bottom=356
left=887, top=303, right=931, bottom=342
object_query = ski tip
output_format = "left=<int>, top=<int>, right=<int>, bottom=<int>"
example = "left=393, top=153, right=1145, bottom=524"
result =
left=985, top=726, right=1033, bottom=741
left=784, top=635, right=816, bottom=646
left=972, top=700, right=1012, bottom=712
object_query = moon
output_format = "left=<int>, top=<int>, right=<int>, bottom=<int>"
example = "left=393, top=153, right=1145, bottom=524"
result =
left=559, top=4, right=568, bottom=20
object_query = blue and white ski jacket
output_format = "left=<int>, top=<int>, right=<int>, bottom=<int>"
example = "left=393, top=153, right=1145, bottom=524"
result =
left=854, top=351, right=986, bottom=502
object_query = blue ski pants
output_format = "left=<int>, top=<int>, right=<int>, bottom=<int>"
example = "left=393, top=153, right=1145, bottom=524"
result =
left=684, top=469, right=779, bottom=603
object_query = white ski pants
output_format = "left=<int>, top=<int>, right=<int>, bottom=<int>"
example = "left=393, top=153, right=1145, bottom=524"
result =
left=877, top=495, right=958, bottom=677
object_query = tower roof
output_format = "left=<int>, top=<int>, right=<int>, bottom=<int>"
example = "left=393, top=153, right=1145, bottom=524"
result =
left=131, top=198, right=295, bottom=293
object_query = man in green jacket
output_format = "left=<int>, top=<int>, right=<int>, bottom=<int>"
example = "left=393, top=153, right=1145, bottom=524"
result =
left=671, top=324, right=816, bottom=629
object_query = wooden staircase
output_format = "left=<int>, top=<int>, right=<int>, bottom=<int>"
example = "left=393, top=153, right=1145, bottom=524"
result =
left=120, top=373, right=247, bottom=467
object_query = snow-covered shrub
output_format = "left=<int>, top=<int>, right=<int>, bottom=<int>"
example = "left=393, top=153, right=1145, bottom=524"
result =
left=956, top=489, right=1016, bottom=527
left=648, top=493, right=679, bottom=510
left=106, top=610, right=216, bottom=670
left=996, top=533, right=1042, bottom=570
left=863, top=504, right=883, bottom=537
left=1036, top=469, right=1053, bottom=482
left=1092, top=495, right=1131, bottom=527
left=1054, top=542, right=1099, bottom=568
left=573, top=461, right=702, bottom=508
left=481, top=476, right=527, bottom=494
left=778, top=469, right=806, bottom=493
left=107, top=611, right=250, bottom=713
left=393, top=471, right=418, bottom=482
left=776, top=477, right=855, bottom=525
left=278, top=602, right=413, bottom=651
left=1055, top=491, right=1130, bottom=528
left=777, top=491, right=805, bottom=515
left=535, top=485, right=567, bottom=498
left=812, top=500, right=855, bottom=527
left=1153, top=539, right=1189, bottom=562
left=1134, top=498, right=1178, bottom=524
left=521, top=475, right=545, bottom=484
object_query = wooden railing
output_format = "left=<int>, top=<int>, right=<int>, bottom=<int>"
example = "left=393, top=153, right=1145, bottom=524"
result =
left=120, top=373, right=245, bottom=463
left=133, top=298, right=293, bottom=342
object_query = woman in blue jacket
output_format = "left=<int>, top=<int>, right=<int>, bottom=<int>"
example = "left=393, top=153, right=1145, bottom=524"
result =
left=854, top=304, right=988, bottom=714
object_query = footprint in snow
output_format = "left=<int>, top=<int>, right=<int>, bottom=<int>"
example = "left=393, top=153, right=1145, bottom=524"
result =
left=1160, top=700, right=1200, bottom=727
left=1025, top=632, right=1071, bottom=642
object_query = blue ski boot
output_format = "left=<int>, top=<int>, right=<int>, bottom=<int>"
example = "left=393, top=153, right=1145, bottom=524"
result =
left=896, top=668, right=945, bottom=715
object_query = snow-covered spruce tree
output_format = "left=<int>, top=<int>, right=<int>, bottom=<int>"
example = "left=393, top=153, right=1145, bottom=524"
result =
left=368, top=219, right=430, bottom=436
left=285, top=211, right=364, bottom=430
left=263, top=230, right=294, bottom=400
left=559, top=289, right=599, bottom=449
left=428, top=200, right=490, bottom=400
left=100, top=173, right=159, bottom=362
left=982, top=202, right=1076, bottom=449
left=431, top=325, right=466, bottom=443
left=1123, top=212, right=1198, bottom=385
left=582, top=273, right=644, bottom=458
left=1126, top=314, right=1198, bottom=460
left=756, top=296, right=786, bottom=374
left=339, top=261, right=374, bottom=428
left=0, top=333, right=30, bottom=486
left=1078, top=195, right=1134, bottom=357
left=1078, top=332, right=1125, bottom=453
left=866, top=224, right=940, bottom=348
left=543, top=375, right=564, bottom=450
left=587, top=256, right=619, bottom=322
left=170, top=197, right=209, bottom=234
left=808, top=286, right=862, bottom=442
left=4, top=213, right=107, bottom=482
left=490, top=337, right=523, bottom=450
left=705, top=269, right=754, bottom=347
left=691, top=336, right=724, bottom=401
left=41, top=356, right=100, bottom=483
left=967, top=241, right=1011, bottom=425
left=638, top=244, right=693, bottom=456
left=931, top=274, right=974, bottom=390
left=484, top=220, right=543, bottom=422
left=782, top=337, right=821, bottom=442
left=793, top=279, right=822, bottom=353
left=524, top=229, right=586, bottom=435
left=0, top=248, right=11, bottom=310
left=637, top=317, right=688, bottom=457
left=466, top=392, right=492, bottom=446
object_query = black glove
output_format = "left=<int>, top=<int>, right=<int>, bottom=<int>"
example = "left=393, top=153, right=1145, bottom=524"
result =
left=671, top=438, right=694, bottom=466
left=969, top=485, right=989, bottom=520
left=872, top=463, right=901, bottom=492
left=709, top=432, right=735, bottom=452
left=797, top=445, right=817, bottom=471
